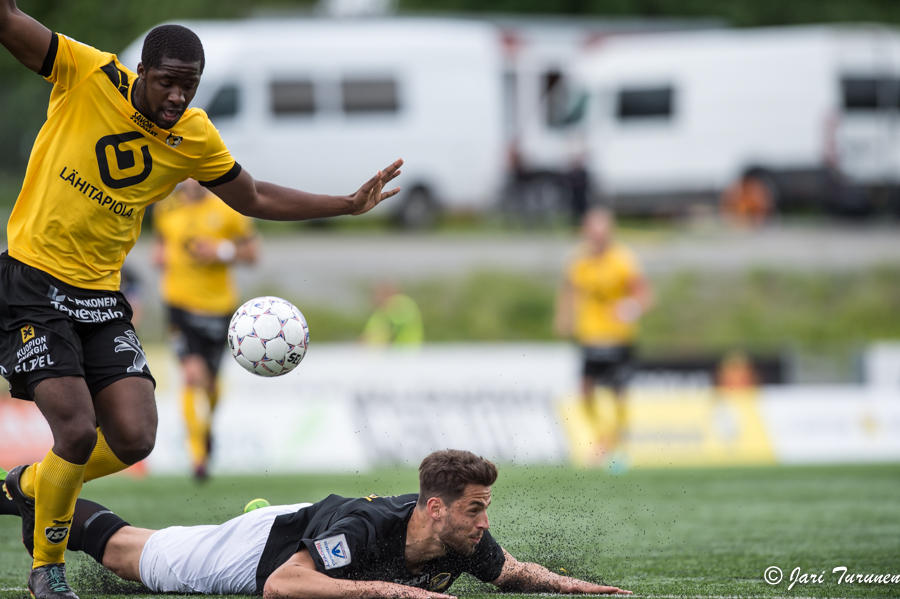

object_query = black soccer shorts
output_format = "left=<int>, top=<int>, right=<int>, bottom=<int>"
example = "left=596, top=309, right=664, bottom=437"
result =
left=581, top=344, right=634, bottom=392
left=0, top=252, right=155, bottom=400
left=166, top=305, right=230, bottom=376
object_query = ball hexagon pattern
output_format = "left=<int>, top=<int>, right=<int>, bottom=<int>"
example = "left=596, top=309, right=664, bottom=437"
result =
left=227, top=296, right=309, bottom=377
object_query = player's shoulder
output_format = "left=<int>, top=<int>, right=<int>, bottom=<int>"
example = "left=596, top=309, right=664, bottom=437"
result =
left=174, top=107, right=215, bottom=134
left=608, top=242, right=640, bottom=266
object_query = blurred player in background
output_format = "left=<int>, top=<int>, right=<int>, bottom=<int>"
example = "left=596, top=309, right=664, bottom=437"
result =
left=153, top=178, right=259, bottom=480
left=0, top=3, right=402, bottom=597
left=361, top=281, right=423, bottom=347
left=554, top=207, right=653, bottom=464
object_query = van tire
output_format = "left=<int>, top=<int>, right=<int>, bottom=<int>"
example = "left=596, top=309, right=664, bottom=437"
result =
left=395, top=187, right=438, bottom=229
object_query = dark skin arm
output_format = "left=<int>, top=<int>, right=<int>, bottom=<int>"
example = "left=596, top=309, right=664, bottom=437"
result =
left=210, top=160, right=403, bottom=221
left=0, top=0, right=52, bottom=73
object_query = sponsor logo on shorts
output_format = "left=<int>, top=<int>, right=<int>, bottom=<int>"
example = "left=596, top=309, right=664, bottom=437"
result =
left=314, top=534, right=351, bottom=570
left=21, top=325, right=35, bottom=343
left=44, top=526, right=69, bottom=544
left=114, top=330, right=149, bottom=374
left=47, top=285, right=124, bottom=323
left=14, top=334, right=55, bottom=374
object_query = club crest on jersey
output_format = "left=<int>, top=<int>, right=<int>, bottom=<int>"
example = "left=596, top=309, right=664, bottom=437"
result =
left=166, top=134, right=183, bottom=148
left=315, top=534, right=351, bottom=570
left=429, top=574, right=453, bottom=592
left=21, top=325, right=35, bottom=344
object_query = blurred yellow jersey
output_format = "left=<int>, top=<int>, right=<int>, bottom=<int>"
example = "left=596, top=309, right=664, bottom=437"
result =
left=7, top=33, right=239, bottom=291
left=154, top=191, right=255, bottom=315
left=567, top=243, right=642, bottom=345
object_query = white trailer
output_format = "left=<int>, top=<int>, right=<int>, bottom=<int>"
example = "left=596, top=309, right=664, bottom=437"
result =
left=572, top=25, right=900, bottom=215
left=120, top=18, right=506, bottom=227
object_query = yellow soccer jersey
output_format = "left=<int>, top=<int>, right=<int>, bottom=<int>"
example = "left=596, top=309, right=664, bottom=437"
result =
left=567, top=243, right=643, bottom=345
left=154, top=190, right=255, bottom=315
left=6, top=33, right=239, bottom=291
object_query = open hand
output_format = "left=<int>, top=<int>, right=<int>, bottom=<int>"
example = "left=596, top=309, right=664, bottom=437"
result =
left=350, top=158, right=403, bottom=215
left=559, top=579, right=632, bottom=595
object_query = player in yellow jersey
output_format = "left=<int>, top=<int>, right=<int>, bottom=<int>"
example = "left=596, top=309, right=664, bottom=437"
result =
left=153, top=178, right=259, bottom=480
left=0, top=4, right=402, bottom=598
left=554, top=208, right=653, bottom=465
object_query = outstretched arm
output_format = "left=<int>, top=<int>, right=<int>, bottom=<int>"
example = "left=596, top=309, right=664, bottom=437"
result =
left=264, top=549, right=456, bottom=599
left=210, top=159, right=402, bottom=221
left=492, top=549, right=631, bottom=595
left=0, top=0, right=53, bottom=73
left=553, top=278, right=575, bottom=338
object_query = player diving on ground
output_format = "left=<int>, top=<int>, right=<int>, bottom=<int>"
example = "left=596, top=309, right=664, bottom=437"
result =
left=1, top=451, right=631, bottom=598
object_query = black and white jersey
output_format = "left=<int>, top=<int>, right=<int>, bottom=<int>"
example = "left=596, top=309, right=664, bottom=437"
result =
left=255, top=493, right=506, bottom=593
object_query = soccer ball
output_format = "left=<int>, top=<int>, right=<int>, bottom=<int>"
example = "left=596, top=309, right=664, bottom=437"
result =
left=228, top=296, right=309, bottom=377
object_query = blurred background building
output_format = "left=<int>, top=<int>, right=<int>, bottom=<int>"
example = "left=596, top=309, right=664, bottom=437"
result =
left=2, top=0, right=900, bottom=475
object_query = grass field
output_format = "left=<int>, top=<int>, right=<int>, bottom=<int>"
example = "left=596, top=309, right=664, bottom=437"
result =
left=2, top=463, right=898, bottom=599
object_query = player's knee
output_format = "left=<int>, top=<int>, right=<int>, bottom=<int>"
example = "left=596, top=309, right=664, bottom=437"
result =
left=58, top=421, right=98, bottom=462
left=110, top=428, right=156, bottom=465
left=182, top=357, right=208, bottom=388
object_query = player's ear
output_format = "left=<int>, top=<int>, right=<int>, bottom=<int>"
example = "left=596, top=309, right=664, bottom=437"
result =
left=137, top=62, right=146, bottom=79
left=425, top=496, right=445, bottom=520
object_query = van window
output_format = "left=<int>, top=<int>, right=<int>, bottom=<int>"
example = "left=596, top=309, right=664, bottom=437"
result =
left=342, top=79, right=398, bottom=114
left=842, top=77, right=879, bottom=111
left=206, top=85, right=239, bottom=120
left=617, top=87, right=673, bottom=120
left=271, top=80, right=316, bottom=115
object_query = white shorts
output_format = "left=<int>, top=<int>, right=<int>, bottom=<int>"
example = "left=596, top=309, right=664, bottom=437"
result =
left=139, top=503, right=312, bottom=595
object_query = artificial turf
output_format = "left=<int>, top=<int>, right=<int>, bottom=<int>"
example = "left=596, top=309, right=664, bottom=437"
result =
left=1, top=463, right=898, bottom=598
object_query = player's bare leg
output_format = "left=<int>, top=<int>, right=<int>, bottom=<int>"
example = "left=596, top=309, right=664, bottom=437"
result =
left=100, top=526, right=155, bottom=583
left=92, top=377, right=158, bottom=467
left=10, top=377, right=97, bottom=599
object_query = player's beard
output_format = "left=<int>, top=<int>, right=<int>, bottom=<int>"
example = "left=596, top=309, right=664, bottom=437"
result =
left=438, top=522, right=481, bottom=556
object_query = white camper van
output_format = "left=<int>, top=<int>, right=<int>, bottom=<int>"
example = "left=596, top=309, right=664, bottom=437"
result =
left=572, top=26, right=900, bottom=215
left=120, top=19, right=505, bottom=227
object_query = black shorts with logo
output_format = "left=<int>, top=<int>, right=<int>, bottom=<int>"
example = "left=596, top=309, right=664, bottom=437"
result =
left=0, top=252, right=155, bottom=400
left=581, top=344, right=634, bottom=392
left=166, top=305, right=230, bottom=376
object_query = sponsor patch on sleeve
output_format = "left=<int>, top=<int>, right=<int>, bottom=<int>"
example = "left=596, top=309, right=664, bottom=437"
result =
left=314, top=534, right=352, bottom=570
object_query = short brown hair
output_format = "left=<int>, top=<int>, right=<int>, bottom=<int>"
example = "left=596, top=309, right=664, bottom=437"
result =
left=417, top=449, right=498, bottom=507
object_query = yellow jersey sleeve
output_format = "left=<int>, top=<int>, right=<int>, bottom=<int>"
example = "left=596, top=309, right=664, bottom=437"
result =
left=45, top=34, right=110, bottom=90
left=614, top=245, right=643, bottom=281
left=190, top=113, right=240, bottom=187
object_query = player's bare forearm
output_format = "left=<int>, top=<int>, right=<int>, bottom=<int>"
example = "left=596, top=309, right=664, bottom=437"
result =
left=254, top=180, right=355, bottom=220
left=264, top=554, right=455, bottom=599
left=212, top=159, right=403, bottom=221
left=0, top=0, right=52, bottom=73
left=553, top=282, right=575, bottom=338
left=493, top=552, right=631, bottom=595
left=235, top=236, right=260, bottom=264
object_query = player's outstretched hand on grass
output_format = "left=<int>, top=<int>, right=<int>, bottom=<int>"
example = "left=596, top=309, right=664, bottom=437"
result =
left=392, top=588, right=456, bottom=599
left=350, top=158, right=404, bottom=215
left=558, top=579, right=632, bottom=595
